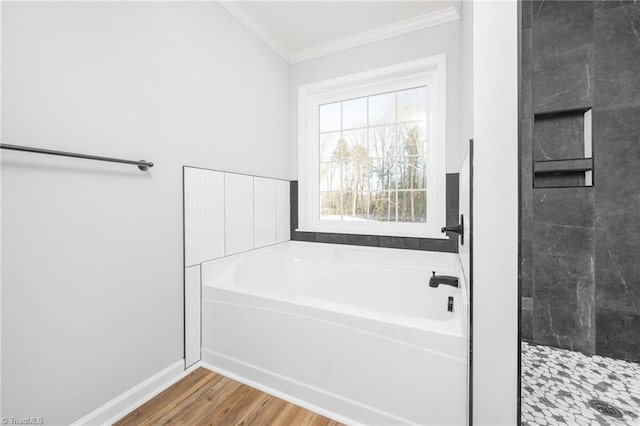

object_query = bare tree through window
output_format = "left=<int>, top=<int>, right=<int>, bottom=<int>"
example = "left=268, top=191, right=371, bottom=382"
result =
left=319, top=86, right=428, bottom=223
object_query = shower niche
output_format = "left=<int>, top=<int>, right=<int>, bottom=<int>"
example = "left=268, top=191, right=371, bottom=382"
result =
left=532, top=107, right=593, bottom=188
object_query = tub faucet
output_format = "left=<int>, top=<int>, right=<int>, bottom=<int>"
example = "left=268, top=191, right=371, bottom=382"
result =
left=429, top=271, right=459, bottom=288
left=441, top=214, right=464, bottom=246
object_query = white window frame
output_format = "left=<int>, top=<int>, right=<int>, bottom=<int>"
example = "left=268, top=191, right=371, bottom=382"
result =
left=297, top=55, right=447, bottom=239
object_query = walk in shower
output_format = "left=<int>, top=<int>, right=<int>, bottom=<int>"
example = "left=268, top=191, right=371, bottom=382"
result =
left=520, top=1, right=640, bottom=425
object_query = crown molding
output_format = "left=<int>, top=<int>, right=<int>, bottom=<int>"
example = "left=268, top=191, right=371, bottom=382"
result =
left=218, top=2, right=461, bottom=65
left=289, top=5, right=460, bottom=63
left=218, top=1, right=293, bottom=63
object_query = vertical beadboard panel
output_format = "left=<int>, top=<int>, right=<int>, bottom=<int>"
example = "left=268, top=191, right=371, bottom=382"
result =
left=253, top=177, right=277, bottom=248
left=224, top=173, right=254, bottom=255
left=184, top=167, right=225, bottom=266
left=200, top=259, right=219, bottom=288
left=276, top=179, right=291, bottom=243
left=184, top=265, right=201, bottom=368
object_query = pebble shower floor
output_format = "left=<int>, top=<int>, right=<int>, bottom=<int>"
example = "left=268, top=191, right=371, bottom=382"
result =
left=521, top=342, right=640, bottom=426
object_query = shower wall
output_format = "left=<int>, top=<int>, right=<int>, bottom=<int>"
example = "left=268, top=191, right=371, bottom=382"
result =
left=521, top=0, right=640, bottom=362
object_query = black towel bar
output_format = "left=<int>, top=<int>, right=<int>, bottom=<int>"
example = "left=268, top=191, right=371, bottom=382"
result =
left=1, top=143, right=154, bottom=171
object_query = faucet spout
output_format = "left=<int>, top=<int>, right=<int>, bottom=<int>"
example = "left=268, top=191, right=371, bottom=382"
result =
left=429, top=271, right=459, bottom=288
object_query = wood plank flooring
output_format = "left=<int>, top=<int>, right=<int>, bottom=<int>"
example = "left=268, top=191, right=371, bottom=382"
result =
left=114, top=368, right=343, bottom=426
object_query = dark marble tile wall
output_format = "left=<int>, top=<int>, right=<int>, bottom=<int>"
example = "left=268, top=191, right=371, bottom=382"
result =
left=521, top=23, right=533, bottom=119
left=521, top=297, right=534, bottom=342
left=533, top=112, right=585, bottom=162
left=593, top=2, right=640, bottom=110
left=592, top=1, right=640, bottom=363
left=531, top=1, right=594, bottom=113
left=532, top=188, right=595, bottom=354
left=526, top=0, right=597, bottom=356
left=520, top=118, right=534, bottom=299
left=596, top=308, right=640, bottom=362
left=520, top=2, right=534, bottom=301
left=534, top=172, right=586, bottom=189
left=593, top=108, right=640, bottom=314
left=521, top=0, right=640, bottom=363
left=520, top=1, right=536, bottom=321
left=289, top=174, right=460, bottom=253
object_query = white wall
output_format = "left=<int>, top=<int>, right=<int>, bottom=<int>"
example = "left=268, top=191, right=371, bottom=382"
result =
left=0, top=1, right=3, bottom=418
left=459, top=0, right=473, bottom=302
left=461, top=1, right=473, bottom=146
left=290, top=18, right=465, bottom=175
left=1, top=2, right=289, bottom=423
left=472, top=1, right=519, bottom=425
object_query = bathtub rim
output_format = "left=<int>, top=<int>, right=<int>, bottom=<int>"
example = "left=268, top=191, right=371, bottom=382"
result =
left=202, top=241, right=468, bottom=337
left=204, top=282, right=465, bottom=337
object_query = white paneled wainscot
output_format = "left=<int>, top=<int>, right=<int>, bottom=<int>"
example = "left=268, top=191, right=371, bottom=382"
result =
left=224, top=173, right=255, bottom=256
left=183, top=167, right=290, bottom=367
left=253, top=177, right=277, bottom=248
left=184, top=168, right=226, bottom=266
left=184, top=265, right=202, bottom=368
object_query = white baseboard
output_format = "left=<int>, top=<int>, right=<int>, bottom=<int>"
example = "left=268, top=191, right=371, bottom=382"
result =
left=200, top=349, right=408, bottom=426
left=71, top=350, right=408, bottom=426
left=72, top=359, right=195, bottom=426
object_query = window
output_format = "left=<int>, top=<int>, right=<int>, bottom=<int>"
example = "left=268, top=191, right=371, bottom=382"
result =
left=298, top=56, right=447, bottom=238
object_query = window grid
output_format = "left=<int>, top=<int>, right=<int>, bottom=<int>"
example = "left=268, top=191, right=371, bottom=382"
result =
left=319, top=86, right=428, bottom=224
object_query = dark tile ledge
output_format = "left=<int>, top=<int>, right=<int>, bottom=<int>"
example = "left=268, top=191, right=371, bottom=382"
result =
left=291, top=230, right=458, bottom=253
left=289, top=174, right=460, bottom=253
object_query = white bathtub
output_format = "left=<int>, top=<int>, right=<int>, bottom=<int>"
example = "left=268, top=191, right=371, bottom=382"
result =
left=201, top=241, right=468, bottom=425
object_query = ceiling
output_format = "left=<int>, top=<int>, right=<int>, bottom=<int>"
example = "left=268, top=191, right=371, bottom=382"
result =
left=218, top=1, right=461, bottom=63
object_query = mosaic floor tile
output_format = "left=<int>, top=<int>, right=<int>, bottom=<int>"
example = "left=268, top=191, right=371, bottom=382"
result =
left=522, top=342, right=640, bottom=426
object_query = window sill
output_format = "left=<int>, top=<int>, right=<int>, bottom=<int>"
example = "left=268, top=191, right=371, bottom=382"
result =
left=294, top=227, right=451, bottom=240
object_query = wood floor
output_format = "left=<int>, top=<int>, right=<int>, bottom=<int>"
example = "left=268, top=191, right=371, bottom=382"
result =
left=114, top=368, right=343, bottom=426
